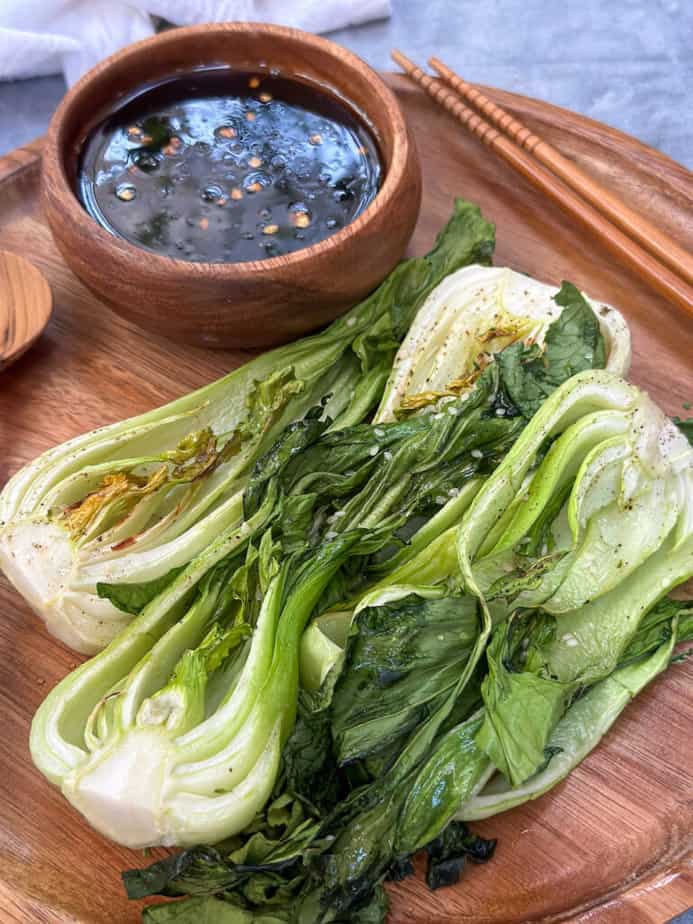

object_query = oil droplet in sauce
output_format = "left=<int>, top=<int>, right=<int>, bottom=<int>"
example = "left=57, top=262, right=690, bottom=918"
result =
left=289, top=202, right=312, bottom=228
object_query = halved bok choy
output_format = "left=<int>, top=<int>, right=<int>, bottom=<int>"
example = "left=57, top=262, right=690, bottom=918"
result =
left=137, top=372, right=693, bottom=924
left=300, top=268, right=631, bottom=680
left=28, top=270, right=624, bottom=851
left=1, top=199, right=495, bottom=653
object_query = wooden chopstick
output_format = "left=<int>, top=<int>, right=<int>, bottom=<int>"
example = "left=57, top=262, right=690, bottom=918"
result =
left=428, top=55, right=693, bottom=288
left=391, top=50, right=693, bottom=318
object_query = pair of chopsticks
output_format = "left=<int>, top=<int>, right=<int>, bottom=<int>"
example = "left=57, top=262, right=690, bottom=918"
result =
left=391, top=51, right=693, bottom=318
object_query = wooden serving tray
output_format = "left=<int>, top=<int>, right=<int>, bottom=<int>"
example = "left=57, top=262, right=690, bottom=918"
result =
left=0, top=75, right=692, bottom=923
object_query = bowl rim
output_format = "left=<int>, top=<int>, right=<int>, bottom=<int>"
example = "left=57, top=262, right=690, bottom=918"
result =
left=43, top=21, right=414, bottom=278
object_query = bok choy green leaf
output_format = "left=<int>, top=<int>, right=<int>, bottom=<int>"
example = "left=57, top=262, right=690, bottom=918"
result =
left=458, top=599, right=693, bottom=821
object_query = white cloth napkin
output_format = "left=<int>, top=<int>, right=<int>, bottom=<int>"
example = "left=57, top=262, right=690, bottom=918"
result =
left=0, top=0, right=392, bottom=85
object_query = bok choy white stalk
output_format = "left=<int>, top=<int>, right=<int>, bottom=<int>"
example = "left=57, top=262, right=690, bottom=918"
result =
left=376, top=264, right=630, bottom=420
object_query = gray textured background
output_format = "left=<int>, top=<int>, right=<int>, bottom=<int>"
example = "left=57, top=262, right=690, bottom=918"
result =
left=0, top=0, right=691, bottom=166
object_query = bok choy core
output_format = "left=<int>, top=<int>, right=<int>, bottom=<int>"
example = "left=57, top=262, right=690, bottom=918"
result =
left=0, top=199, right=495, bottom=654
left=376, top=264, right=630, bottom=420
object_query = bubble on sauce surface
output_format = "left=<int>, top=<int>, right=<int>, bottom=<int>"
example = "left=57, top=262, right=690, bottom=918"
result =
left=201, top=184, right=224, bottom=203
left=114, top=183, right=137, bottom=201
left=243, top=171, right=271, bottom=193
left=132, top=151, right=160, bottom=172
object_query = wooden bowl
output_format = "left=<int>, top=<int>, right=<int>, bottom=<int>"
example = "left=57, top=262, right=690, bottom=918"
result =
left=41, top=23, right=421, bottom=348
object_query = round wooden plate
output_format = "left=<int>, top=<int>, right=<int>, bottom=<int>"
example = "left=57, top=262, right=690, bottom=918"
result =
left=0, top=75, right=691, bottom=923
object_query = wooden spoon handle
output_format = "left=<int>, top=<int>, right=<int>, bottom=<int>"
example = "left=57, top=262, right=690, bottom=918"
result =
left=0, top=250, right=53, bottom=371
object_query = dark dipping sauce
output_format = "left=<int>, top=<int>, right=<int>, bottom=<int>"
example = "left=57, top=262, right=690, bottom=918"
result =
left=76, top=68, right=382, bottom=263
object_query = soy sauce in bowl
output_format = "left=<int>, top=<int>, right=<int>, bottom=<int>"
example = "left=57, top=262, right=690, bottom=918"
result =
left=77, top=68, right=382, bottom=263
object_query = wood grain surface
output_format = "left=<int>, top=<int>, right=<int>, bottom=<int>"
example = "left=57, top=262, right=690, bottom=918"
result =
left=0, top=249, right=53, bottom=370
left=0, top=74, right=691, bottom=923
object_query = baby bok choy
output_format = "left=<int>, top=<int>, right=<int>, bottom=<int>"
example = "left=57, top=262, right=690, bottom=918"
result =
left=123, top=583, right=499, bottom=923
left=122, top=373, right=693, bottom=924
left=28, top=356, right=522, bottom=849
left=28, top=276, right=619, bottom=852
left=300, top=271, right=631, bottom=678
left=0, top=198, right=495, bottom=654
left=450, top=367, right=693, bottom=794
